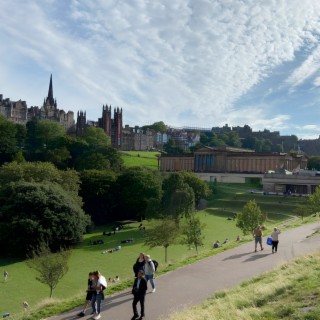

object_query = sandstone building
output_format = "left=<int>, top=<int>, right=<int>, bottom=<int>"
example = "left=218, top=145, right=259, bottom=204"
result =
left=0, top=75, right=75, bottom=131
left=160, top=146, right=308, bottom=174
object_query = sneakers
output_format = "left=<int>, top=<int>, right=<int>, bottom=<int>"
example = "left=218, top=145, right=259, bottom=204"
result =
left=93, top=314, right=101, bottom=320
left=138, top=317, right=145, bottom=320
left=77, top=311, right=85, bottom=317
left=152, top=288, right=156, bottom=293
left=131, top=316, right=138, bottom=320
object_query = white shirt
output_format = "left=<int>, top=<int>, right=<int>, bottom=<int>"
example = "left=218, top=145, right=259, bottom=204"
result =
left=271, top=230, right=281, bottom=241
left=97, top=275, right=107, bottom=293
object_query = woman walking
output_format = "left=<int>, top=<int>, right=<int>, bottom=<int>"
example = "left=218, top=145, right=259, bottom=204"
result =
left=133, top=253, right=145, bottom=277
left=271, top=227, right=281, bottom=253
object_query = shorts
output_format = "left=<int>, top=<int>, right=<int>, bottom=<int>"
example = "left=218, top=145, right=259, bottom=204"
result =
left=86, top=291, right=93, bottom=301
left=255, top=236, right=262, bottom=244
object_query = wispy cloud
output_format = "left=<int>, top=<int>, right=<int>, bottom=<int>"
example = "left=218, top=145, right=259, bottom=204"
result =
left=1, top=0, right=320, bottom=137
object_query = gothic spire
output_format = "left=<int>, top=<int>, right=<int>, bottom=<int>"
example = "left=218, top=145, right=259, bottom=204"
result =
left=47, top=74, right=54, bottom=106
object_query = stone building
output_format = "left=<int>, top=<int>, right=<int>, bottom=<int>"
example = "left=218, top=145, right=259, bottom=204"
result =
left=98, top=105, right=123, bottom=148
left=0, top=75, right=75, bottom=131
left=121, top=125, right=155, bottom=151
left=0, top=95, right=28, bottom=124
left=160, top=146, right=308, bottom=173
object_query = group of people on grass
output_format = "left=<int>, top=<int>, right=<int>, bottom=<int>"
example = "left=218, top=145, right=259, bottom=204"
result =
left=78, top=252, right=156, bottom=320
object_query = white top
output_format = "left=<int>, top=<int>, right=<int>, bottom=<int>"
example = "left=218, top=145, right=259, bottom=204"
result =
left=271, top=230, right=281, bottom=241
left=97, top=275, right=107, bottom=293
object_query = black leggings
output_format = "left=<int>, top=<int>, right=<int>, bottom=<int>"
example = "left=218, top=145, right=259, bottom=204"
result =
left=272, top=240, right=279, bottom=252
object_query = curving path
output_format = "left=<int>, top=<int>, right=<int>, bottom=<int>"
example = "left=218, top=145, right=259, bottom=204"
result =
left=50, top=222, right=320, bottom=320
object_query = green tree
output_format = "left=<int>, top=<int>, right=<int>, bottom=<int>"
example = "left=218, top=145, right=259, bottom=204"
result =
left=144, top=219, right=180, bottom=262
left=242, top=136, right=257, bottom=150
left=0, top=115, right=18, bottom=164
left=25, top=119, right=70, bottom=167
left=163, top=139, right=184, bottom=154
left=79, top=169, right=118, bottom=224
left=0, top=161, right=82, bottom=205
left=161, top=173, right=195, bottom=221
left=307, top=157, right=320, bottom=171
left=27, top=245, right=71, bottom=298
left=182, top=215, right=205, bottom=254
left=117, top=167, right=162, bottom=220
left=209, top=133, right=226, bottom=147
left=236, top=200, right=266, bottom=235
left=80, top=126, right=111, bottom=148
left=223, top=131, right=242, bottom=148
left=70, top=127, right=123, bottom=171
left=0, top=181, right=90, bottom=256
left=179, top=171, right=211, bottom=206
left=307, top=186, right=320, bottom=215
left=142, top=121, right=167, bottom=133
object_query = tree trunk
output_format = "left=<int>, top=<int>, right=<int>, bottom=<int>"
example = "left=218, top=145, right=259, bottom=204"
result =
left=165, top=246, right=168, bottom=263
left=50, top=287, right=53, bottom=298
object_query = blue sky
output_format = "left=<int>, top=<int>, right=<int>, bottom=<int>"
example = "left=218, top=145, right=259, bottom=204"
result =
left=1, top=0, right=320, bottom=139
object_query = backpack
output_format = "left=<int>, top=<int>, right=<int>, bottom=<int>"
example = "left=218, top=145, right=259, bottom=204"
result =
left=152, top=260, right=158, bottom=271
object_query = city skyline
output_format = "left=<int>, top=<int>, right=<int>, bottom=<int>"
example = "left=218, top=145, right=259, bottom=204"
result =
left=1, top=1, right=320, bottom=139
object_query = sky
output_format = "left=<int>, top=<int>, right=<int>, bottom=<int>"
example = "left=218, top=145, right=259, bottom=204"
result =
left=1, top=0, right=320, bottom=139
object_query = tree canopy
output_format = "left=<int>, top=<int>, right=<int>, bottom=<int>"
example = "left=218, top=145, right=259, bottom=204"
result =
left=0, top=181, right=90, bottom=256
left=116, top=167, right=162, bottom=220
left=236, top=200, right=266, bottom=235
left=144, top=218, right=180, bottom=262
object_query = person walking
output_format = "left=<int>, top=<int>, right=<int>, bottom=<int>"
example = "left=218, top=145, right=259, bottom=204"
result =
left=144, top=255, right=156, bottom=293
left=91, top=271, right=107, bottom=320
left=78, top=272, right=95, bottom=317
left=271, top=227, right=281, bottom=253
left=131, top=270, right=148, bottom=320
left=3, top=271, right=8, bottom=282
left=253, top=225, right=264, bottom=252
left=133, top=253, right=145, bottom=277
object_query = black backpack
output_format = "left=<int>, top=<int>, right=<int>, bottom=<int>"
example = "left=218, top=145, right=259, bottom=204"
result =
left=152, top=260, right=158, bottom=271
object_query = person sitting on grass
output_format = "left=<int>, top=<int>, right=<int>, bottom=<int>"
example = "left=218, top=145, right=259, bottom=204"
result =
left=213, top=240, right=221, bottom=248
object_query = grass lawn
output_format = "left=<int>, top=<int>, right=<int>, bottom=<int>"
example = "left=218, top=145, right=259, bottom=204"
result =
left=120, top=151, right=160, bottom=169
left=168, top=252, right=320, bottom=320
left=0, top=182, right=311, bottom=318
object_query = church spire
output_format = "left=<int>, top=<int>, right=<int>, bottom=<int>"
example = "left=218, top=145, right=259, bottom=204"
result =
left=47, top=74, right=54, bottom=106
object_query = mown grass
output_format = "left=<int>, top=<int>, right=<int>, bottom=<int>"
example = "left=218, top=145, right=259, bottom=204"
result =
left=0, top=182, right=314, bottom=319
left=120, top=151, right=159, bottom=169
left=168, top=252, right=320, bottom=320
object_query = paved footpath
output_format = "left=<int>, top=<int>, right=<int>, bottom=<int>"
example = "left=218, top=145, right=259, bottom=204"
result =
left=50, top=222, right=320, bottom=320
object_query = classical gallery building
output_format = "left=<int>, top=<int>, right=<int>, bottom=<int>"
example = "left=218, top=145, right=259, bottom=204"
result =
left=160, top=146, right=307, bottom=173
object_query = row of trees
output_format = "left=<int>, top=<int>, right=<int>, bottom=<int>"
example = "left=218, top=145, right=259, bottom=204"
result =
left=0, top=115, right=123, bottom=170
left=0, top=160, right=211, bottom=257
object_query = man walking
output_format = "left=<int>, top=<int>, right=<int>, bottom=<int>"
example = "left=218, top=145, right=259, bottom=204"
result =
left=131, top=270, right=147, bottom=320
left=253, top=225, right=264, bottom=252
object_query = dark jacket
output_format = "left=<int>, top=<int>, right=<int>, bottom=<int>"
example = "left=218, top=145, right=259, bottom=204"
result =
left=133, top=258, right=145, bottom=277
left=132, top=277, right=147, bottom=296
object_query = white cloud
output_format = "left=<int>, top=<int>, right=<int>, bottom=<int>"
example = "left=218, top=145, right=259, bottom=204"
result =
left=1, top=0, right=320, bottom=135
left=285, top=45, right=320, bottom=88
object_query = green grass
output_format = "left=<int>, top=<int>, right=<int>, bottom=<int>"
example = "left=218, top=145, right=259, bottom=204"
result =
left=168, top=252, right=320, bottom=320
left=120, top=151, right=160, bottom=169
left=0, top=182, right=315, bottom=319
